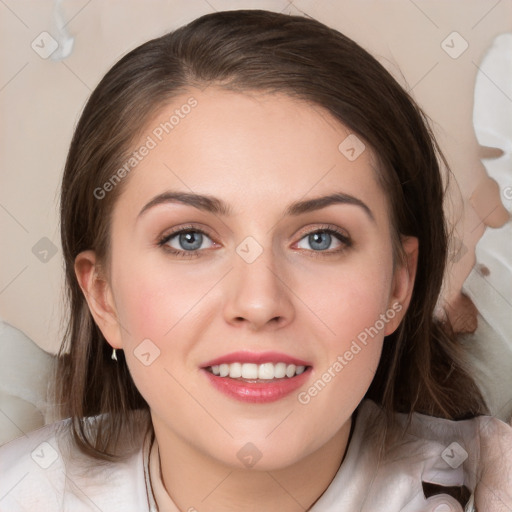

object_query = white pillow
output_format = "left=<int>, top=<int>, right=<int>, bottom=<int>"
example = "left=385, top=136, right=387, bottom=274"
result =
left=0, top=319, right=55, bottom=445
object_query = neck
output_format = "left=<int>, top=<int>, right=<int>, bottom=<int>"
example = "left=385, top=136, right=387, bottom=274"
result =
left=152, top=416, right=353, bottom=512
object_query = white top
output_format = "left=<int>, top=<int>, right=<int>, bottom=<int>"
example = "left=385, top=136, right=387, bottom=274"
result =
left=1, top=399, right=512, bottom=511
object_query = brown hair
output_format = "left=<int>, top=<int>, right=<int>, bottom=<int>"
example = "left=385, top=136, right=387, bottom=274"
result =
left=57, top=9, right=487, bottom=461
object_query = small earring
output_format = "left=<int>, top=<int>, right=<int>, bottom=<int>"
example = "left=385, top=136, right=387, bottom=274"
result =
left=111, top=348, right=118, bottom=361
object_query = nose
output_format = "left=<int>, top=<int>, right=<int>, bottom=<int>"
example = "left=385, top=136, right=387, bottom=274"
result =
left=222, top=245, right=295, bottom=331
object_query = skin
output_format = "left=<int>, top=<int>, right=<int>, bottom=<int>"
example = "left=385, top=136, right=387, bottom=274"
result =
left=76, top=88, right=418, bottom=511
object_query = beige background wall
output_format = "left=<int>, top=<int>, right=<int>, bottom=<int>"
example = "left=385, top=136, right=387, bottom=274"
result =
left=0, top=0, right=511, bottom=354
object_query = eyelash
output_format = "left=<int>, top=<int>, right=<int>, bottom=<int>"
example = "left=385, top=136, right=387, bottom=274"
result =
left=157, top=224, right=352, bottom=259
left=157, top=225, right=215, bottom=260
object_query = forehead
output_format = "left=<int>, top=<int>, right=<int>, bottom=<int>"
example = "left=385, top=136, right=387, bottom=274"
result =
left=113, top=87, right=388, bottom=221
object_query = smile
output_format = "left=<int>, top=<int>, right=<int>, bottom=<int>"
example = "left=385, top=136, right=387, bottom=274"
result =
left=201, top=352, right=312, bottom=403
left=207, top=362, right=307, bottom=380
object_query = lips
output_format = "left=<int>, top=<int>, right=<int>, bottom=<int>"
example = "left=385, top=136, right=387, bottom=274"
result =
left=201, top=351, right=312, bottom=403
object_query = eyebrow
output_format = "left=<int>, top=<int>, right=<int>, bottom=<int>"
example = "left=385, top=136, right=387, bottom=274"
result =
left=138, top=191, right=375, bottom=222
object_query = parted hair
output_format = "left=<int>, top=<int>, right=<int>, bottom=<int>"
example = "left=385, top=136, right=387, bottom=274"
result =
left=57, top=9, right=487, bottom=461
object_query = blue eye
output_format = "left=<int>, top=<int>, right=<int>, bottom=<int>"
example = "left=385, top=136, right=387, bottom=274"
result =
left=302, top=231, right=333, bottom=251
left=296, top=228, right=351, bottom=253
left=174, top=231, right=205, bottom=251
left=158, top=225, right=351, bottom=259
left=158, top=228, right=215, bottom=256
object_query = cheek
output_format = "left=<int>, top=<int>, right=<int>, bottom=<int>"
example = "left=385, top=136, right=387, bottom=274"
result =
left=109, top=260, right=198, bottom=408
left=296, top=264, right=389, bottom=437
left=301, top=254, right=394, bottom=340
left=296, top=251, right=392, bottom=393
left=111, top=254, right=211, bottom=344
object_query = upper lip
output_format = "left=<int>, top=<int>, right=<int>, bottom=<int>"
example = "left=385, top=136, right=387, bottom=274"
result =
left=201, top=351, right=311, bottom=368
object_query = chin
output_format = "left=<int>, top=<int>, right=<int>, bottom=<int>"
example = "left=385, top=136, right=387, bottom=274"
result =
left=207, top=435, right=317, bottom=472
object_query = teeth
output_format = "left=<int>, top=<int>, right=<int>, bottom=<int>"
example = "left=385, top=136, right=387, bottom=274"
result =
left=274, top=362, right=287, bottom=378
left=229, top=362, right=242, bottom=378
left=285, top=364, right=296, bottom=378
left=258, top=363, right=274, bottom=379
left=209, top=362, right=307, bottom=379
left=241, top=363, right=258, bottom=379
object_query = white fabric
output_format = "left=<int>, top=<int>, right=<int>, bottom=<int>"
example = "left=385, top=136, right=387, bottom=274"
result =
left=0, top=319, right=55, bottom=445
left=2, top=400, right=512, bottom=511
left=0, top=416, right=151, bottom=511
left=463, top=33, right=512, bottom=421
left=0, top=320, right=54, bottom=412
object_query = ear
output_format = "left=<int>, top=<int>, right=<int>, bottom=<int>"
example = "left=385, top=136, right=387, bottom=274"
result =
left=384, top=236, right=418, bottom=335
left=74, top=250, right=123, bottom=350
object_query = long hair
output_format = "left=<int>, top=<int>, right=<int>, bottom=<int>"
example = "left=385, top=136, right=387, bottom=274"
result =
left=57, top=9, right=487, bottom=461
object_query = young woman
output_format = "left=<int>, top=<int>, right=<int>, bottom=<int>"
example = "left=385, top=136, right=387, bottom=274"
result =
left=1, top=9, right=511, bottom=512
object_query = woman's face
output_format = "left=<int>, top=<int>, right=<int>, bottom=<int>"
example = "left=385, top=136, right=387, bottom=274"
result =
left=80, top=88, right=416, bottom=470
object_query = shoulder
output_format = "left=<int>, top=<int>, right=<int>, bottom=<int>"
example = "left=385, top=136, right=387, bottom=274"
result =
left=356, top=399, right=512, bottom=471
left=0, top=420, right=68, bottom=510
left=0, top=414, right=151, bottom=512
left=402, top=402, right=512, bottom=509
left=355, top=398, right=512, bottom=448
left=358, top=400, right=512, bottom=509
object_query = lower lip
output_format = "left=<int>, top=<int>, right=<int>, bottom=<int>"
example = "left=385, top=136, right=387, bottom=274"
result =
left=202, top=368, right=311, bottom=403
